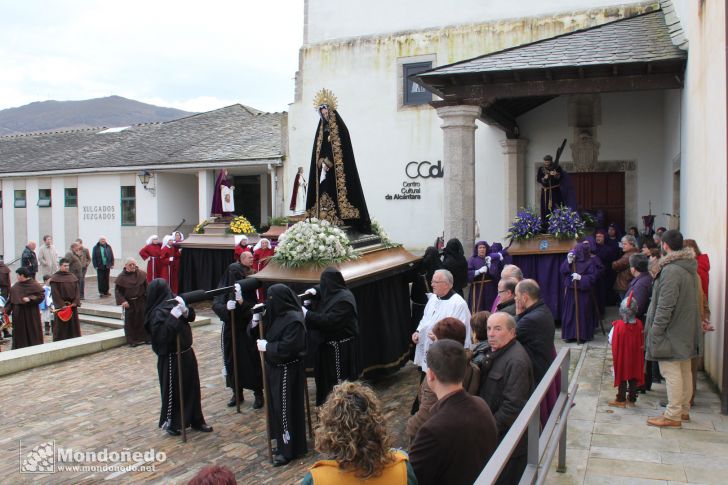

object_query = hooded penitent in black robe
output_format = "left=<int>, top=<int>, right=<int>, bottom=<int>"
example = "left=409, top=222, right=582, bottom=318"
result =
left=304, top=267, right=359, bottom=405
left=212, top=263, right=262, bottom=396
left=305, top=106, right=371, bottom=234
left=442, top=238, right=468, bottom=297
left=263, top=284, right=308, bottom=460
left=50, top=270, right=81, bottom=342
left=145, top=279, right=207, bottom=432
left=7, top=278, right=45, bottom=349
left=115, top=268, right=149, bottom=345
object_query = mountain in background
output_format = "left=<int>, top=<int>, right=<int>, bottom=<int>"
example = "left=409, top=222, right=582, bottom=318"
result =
left=0, top=95, right=195, bottom=136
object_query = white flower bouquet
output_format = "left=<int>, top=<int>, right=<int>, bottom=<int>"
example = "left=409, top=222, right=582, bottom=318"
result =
left=271, top=218, right=358, bottom=268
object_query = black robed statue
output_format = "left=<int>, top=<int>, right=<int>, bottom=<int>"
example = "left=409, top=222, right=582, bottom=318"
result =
left=305, top=89, right=371, bottom=234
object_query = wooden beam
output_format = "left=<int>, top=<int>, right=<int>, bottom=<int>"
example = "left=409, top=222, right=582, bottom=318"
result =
left=481, top=103, right=519, bottom=138
left=429, top=73, right=685, bottom=101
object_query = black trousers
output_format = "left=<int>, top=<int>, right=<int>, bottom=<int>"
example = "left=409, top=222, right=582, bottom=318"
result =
left=617, top=379, right=638, bottom=401
left=97, top=267, right=110, bottom=295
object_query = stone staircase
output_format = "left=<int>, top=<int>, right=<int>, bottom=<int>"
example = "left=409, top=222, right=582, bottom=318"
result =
left=79, top=303, right=212, bottom=329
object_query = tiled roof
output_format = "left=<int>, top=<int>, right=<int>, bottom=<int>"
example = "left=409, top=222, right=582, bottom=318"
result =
left=0, top=104, right=285, bottom=175
left=419, top=10, right=686, bottom=77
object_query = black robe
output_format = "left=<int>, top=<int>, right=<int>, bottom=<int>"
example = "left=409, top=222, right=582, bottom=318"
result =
left=263, top=284, right=308, bottom=460
left=7, top=278, right=45, bottom=349
left=0, top=262, right=11, bottom=298
left=145, top=279, right=206, bottom=431
left=50, top=271, right=81, bottom=341
left=305, top=107, right=371, bottom=233
left=442, top=239, right=468, bottom=297
left=115, top=269, right=149, bottom=345
left=211, top=263, right=262, bottom=394
left=304, top=267, right=359, bottom=405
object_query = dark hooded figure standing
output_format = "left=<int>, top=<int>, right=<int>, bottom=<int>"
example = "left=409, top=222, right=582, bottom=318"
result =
left=144, top=279, right=212, bottom=436
left=50, top=259, right=81, bottom=342
left=442, top=238, right=468, bottom=297
left=303, top=267, right=359, bottom=405
left=257, top=284, right=308, bottom=467
left=305, top=101, right=371, bottom=234
left=115, top=258, right=149, bottom=346
left=212, top=262, right=263, bottom=409
left=0, top=258, right=11, bottom=299
left=6, top=267, right=45, bottom=349
left=537, top=154, right=577, bottom=227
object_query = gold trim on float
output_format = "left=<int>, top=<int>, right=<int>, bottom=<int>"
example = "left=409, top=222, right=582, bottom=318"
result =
left=360, top=348, right=412, bottom=375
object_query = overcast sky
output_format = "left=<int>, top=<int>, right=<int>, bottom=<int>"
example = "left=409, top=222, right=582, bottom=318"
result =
left=0, top=0, right=304, bottom=113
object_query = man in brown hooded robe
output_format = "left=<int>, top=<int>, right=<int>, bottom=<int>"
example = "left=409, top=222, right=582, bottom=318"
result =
left=50, top=259, right=81, bottom=341
left=6, top=267, right=45, bottom=349
left=115, top=258, right=150, bottom=346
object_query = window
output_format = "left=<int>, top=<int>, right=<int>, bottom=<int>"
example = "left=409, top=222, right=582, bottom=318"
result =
left=120, top=186, right=136, bottom=226
left=38, top=189, right=51, bottom=207
left=64, top=188, right=78, bottom=207
left=403, top=61, right=433, bottom=106
left=14, top=190, right=26, bottom=208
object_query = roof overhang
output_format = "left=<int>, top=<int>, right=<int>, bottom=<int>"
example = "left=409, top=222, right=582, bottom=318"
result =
left=414, top=10, right=687, bottom=138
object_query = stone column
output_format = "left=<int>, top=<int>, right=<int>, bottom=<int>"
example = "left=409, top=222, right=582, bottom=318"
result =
left=500, top=138, right=528, bottom=225
left=197, top=169, right=212, bottom=222
left=436, top=105, right=481, bottom=252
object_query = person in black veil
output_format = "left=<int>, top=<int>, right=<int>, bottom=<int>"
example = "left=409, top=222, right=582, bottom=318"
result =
left=212, top=261, right=264, bottom=409
left=256, top=284, right=308, bottom=466
left=302, top=267, right=359, bottom=405
left=442, top=239, right=468, bottom=297
left=305, top=90, right=371, bottom=234
left=144, top=278, right=212, bottom=436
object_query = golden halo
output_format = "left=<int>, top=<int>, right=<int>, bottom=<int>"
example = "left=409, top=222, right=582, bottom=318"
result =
left=313, top=88, right=338, bottom=111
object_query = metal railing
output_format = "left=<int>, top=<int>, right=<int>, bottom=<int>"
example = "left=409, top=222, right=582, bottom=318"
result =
left=474, top=345, right=587, bottom=484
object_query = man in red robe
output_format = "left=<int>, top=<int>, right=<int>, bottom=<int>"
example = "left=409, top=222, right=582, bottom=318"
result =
left=50, top=259, right=82, bottom=341
left=6, top=267, right=45, bottom=349
left=139, top=235, right=163, bottom=283
left=160, top=235, right=180, bottom=295
left=609, top=294, right=645, bottom=407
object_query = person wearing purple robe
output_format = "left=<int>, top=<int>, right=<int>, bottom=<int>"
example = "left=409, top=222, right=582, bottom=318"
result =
left=593, top=229, right=618, bottom=315
left=537, top=154, right=577, bottom=229
left=211, top=168, right=234, bottom=217
left=486, top=243, right=512, bottom=281
left=467, top=241, right=497, bottom=314
left=560, top=243, right=599, bottom=342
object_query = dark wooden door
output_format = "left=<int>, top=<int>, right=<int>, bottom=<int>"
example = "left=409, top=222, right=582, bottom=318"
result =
left=570, top=172, right=625, bottom=228
left=233, top=175, right=261, bottom=228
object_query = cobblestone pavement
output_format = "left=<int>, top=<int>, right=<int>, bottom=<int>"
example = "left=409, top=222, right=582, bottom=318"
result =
left=0, top=299, right=419, bottom=484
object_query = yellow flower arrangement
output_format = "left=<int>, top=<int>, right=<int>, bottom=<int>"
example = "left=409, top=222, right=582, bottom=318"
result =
left=229, top=215, right=256, bottom=235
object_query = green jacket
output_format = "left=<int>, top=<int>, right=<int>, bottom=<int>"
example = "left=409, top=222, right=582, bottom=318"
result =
left=645, top=248, right=702, bottom=361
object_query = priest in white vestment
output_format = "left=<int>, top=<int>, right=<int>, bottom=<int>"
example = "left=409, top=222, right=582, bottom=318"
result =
left=412, top=268, right=471, bottom=372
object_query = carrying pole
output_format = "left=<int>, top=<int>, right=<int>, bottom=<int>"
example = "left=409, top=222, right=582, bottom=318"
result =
left=176, top=334, right=187, bottom=442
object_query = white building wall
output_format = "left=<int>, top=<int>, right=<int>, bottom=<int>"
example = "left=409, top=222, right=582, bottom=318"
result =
left=1, top=180, right=13, bottom=260
left=51, top=177, right=66, bottom=250
left=306, top=0, right=652, bottom=43
left=77, top=174, right=123, bottom=261
left=157, top=173, right=198, bottom=227
left=25, top=178, right=40, bottom=246
left=289, top=2, right=655, bottom=249
left=676, top=0, right=726, bottom=388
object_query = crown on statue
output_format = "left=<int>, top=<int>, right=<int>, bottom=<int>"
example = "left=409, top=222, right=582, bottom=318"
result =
left=313, top=88, right=338, bottom=111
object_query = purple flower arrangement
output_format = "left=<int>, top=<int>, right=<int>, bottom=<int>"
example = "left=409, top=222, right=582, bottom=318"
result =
left=547, top=205, right=585, bottom=240
left=507, top=208, right=542, bottom=241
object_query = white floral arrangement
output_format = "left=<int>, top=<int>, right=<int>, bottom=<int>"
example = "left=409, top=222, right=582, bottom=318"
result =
left=371, top=218, right=400, bottom=248
left=272, top=218, right=358, bottom=268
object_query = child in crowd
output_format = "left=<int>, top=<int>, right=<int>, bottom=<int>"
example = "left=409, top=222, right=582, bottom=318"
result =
left=608, top=293, right=644, bottom=407
left=40, top=274, right=53, bottom=336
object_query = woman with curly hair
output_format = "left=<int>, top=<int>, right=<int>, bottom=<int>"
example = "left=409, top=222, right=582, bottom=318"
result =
left=301, top=381, right=416, bottom=484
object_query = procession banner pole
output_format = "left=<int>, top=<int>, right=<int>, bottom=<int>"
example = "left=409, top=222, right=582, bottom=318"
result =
left=257, top=320, right=273, bottom=462
left=176, top=334, right=187, bottom=443
left=229, top=308, right=241, bottom=413
left=572, top=261, right=581, bottom=344
left=303, top=379, right=314, bottom=440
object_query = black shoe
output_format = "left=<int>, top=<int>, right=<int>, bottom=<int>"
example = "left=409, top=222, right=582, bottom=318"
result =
left=165, top=428, right=181, bottom=436
left=253, top=392, right=264, bottom=409
left=227, top=392, right=243, bottom=407
left=193, top=424, right=213, bottom=432
left=272, top=454, right=290, bottom=467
